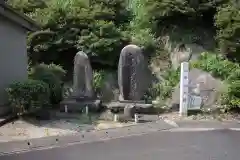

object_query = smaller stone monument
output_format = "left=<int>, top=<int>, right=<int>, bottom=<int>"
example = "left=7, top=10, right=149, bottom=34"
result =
left=60, top=51, right=101, bottom=113
left=72, top=51, right=94, bottom=99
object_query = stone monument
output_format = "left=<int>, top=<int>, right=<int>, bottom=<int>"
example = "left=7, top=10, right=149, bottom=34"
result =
left=60, top=51, right=101, bottom=113
left=118, top=44, right=148, bottom=101
left=72, top=51, right=94, bottom=99
left=108, top=45, right=152, bottom=118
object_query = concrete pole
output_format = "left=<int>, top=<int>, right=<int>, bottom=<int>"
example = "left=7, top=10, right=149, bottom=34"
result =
left=114, top=114, right=119, bottom=122
left=179, top=62, right=189, bottom=116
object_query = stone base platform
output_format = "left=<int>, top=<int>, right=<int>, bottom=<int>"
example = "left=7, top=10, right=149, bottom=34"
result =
left=106, top=101, right=152, bottom=109
left=105, top=101, right=153, bottom=114
left=60, top=99, right=101, bottom=113
left=118, top=100, right=146, bottom=104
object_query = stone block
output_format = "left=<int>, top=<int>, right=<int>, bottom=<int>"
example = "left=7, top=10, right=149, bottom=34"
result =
left=171, top=68, right=225, bottom=109
left=60, top=99, right=101, bottom=113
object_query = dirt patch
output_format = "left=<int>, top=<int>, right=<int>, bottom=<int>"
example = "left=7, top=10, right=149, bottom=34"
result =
left=0, top=120, right=78, bottom=142
left=0, top=118, right=133, bottom=142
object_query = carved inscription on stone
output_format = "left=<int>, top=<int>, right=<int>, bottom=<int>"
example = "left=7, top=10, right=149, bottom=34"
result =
left=118, top=45, right=147, bottom=101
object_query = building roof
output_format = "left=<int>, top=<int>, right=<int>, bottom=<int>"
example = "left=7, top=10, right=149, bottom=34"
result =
left=0, top=2, right=40, bottom=31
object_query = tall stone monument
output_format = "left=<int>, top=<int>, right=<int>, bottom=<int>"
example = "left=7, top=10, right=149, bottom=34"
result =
left=118, top=44, right=147, bottom=101
left=107, top=45, right=152, bottom=117
left=60, top=51, right=101, bottom=112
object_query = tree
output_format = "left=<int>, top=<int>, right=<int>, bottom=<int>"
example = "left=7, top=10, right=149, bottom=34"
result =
left=8, top=0, right=131, bottom=68
left=215, top=0, right=240, bottom=61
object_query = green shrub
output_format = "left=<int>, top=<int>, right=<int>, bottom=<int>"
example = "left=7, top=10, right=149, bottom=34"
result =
left=93, top=70, right=107, bottom=96
left=29, top=63, right=66, bottom=80
left=227, top=68, right=240, bottom=81
left=192, top=53, right=240, bottom=81
left=158, top=68, right=180, bottom=100
left=45, top=63, right=66, bottom=80
left=6, top=80, right=49, bottom=115
left=146, top=68, right=180, bottom=101
left=29, top=63, right=66, bottom=105
left=192, top=53, right=239, bottom=79
left=228, top=80, right=240, bottom=104
left=220, top=81, right=240, bottom=111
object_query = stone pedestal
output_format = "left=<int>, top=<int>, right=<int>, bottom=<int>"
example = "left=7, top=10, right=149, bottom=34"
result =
left=106, top=101, right=153, bottom=114
left=60, top=97, right=101, bottom=113
left=119, top=100, right=146, bottom=104
left=123, top=104, right=136, bottom=119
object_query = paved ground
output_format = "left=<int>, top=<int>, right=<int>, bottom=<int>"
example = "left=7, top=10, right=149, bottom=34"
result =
left=1, top=129, right=240, bottom=160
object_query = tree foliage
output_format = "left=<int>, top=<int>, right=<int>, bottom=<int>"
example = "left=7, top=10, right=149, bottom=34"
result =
left=215, top=0, right=240, bottom=61
left=8, top=0, right=131, bottom=68
left=7, top=0, right=46, bottom=13
left=133, top=0, right=239, bottom=61
left=7, top=0, right=240, bottom=66
left=7, top=0, right=240, bottom=110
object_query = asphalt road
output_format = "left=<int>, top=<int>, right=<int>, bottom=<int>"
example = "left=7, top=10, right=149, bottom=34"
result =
left=1, top=129, right=240, bottom=160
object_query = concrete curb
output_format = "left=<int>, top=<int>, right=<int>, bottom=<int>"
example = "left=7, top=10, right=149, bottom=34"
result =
left=174, top=120, right=240, bottom=129
left=0, top=120, right=174, bottom=155
left=163, top=119, right=179, bottom=127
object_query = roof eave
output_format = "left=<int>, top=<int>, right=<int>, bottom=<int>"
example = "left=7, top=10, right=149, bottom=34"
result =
left=0, top=2, right=40, bottom=31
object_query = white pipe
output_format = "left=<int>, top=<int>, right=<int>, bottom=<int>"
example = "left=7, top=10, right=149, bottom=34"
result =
left=64, top=105, right=68, bottom=113
left=114, top=114, right=119, bottom=122
left=85, top=106, right=89, bottom=115
left=134, top=114, right=139, bottom=123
